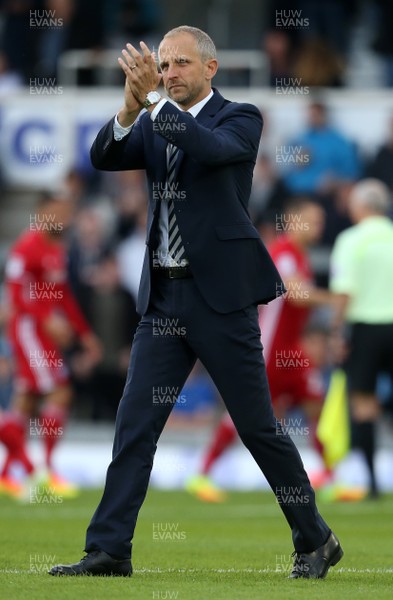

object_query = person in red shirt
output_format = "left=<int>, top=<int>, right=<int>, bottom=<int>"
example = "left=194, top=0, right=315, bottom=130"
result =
left=187, top=198, right=336, bottom=502
left=261, top=205, right=328, bottom=420
left=0, top=191, right=102, bottom=498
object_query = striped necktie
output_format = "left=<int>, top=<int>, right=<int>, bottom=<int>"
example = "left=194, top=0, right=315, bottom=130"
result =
left=166, top=143, right=187, bottom=265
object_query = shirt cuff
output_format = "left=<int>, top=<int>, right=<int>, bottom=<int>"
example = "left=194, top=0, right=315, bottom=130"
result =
left=150, top=98, right=168, bottom=121
left=113, top=114, right=133, bottom=141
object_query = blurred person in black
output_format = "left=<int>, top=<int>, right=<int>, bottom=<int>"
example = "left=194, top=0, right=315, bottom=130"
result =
left=114, top=0, right=161, bottom=40
left=298, top=0, right=356, bottom=60
left=263, top=0, right=356, bottom=88
left=0, top=0, right=75, bottom=82
left=66, top=0, right=105, bottom=52
left=371, top=0, right=393, bottom=87
left=63, top=0, right=105, bottom=85
left=68, top=203, right=137, bottom=420
left=0, top=0, right=38, bottom=83
left=293, top=38, right=343, bottom=87
left=0, top=51, right=23, bottom=94
left=35, top=0, right=74, bottom=79
left=367, top=114, right=393, bottom=194
left=263, top=0, right=301, bottom=87
left=330, top=178, right=393, bottom=498
left=249, top=153, right=289, bottom=245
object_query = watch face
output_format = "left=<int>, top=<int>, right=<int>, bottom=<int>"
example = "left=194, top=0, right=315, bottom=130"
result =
left=147, top=91, right=161, bottom=104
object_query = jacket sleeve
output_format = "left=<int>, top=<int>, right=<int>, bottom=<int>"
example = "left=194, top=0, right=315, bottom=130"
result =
left=152, top=102, right=263, bottom=166
left=90, top=116, right=146, bottom=171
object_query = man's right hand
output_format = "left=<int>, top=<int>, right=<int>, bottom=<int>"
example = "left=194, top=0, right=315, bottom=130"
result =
left=117, top=48, right=145, bottom=128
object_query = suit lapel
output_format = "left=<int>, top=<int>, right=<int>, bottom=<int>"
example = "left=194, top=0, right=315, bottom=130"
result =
left=172, top=89, right=226, bottom=177
left=152, top=134, right=168, bottom=211
left=155, top=134, right=168, bottom=181
left=195, top=88, right=226, bottom=125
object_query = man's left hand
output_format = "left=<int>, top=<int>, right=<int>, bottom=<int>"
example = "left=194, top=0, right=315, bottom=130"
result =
left=118, top=41, right=162, bottom=105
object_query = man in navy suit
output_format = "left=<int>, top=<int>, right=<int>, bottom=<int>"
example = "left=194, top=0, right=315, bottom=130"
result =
left=50, top=25, right=342, bottom=579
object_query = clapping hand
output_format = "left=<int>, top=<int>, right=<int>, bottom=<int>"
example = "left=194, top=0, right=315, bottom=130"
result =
left=117, top=41, right=162, bottom=126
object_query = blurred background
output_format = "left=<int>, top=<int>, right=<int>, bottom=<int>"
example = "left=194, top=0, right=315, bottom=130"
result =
left=0, top=0, right=392, bottom=495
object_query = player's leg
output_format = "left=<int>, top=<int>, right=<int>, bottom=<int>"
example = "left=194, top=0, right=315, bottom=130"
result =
left=0, top=391, right=36, bottom=476
left=186, top=411, right=236, bottom=502
left=0, top=392, right=36, bottom=496
left=2, top=315, right=63, bottom=480
left=201, top=412, right=237, bottom=475
left=39, top=383, right=72, bottom=471
left=38, top=382, right=78, bottom=495
left=351, top=393, right=380, bottom=497
left=17, top=316, right=76, bottom=490
left=347, top=324, right=382, bottom=497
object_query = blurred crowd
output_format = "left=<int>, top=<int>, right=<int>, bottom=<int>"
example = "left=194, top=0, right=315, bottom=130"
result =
left=0, top=0, right=393, bottom=427
left=0, top=0, right=162, bottom=88
left=252, top=100, right=393, bottom=253
left=1, top=0, right=393, bottom=88
left=263, top=0, right=393, bottom=88
left=0, top=98, right=393, bottom=426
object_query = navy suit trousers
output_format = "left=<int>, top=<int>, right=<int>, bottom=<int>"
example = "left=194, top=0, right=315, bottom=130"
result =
left=85, top=274, right=330, bottom=559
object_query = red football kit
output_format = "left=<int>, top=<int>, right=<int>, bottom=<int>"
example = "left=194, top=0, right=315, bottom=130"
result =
left=5, top=230, right=91, bottom=395
left=259, top=235, right=324, bottom=408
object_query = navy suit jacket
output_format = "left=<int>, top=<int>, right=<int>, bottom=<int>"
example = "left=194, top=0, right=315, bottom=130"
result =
left=91, top=89, right=284, bottom=315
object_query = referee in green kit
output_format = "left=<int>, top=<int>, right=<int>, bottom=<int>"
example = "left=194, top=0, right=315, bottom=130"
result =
left=330, top=178, right=393, bottom=498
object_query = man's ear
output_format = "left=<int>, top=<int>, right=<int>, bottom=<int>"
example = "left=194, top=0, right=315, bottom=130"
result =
left=205, top=59, right=218, bottom=81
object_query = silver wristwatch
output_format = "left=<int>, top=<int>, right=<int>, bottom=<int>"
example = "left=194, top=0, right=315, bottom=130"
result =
left=143, top=91, right=161, bottom=108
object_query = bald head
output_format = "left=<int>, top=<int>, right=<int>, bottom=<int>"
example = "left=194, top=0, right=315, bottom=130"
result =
left=349, top=178, right=391, bottom=223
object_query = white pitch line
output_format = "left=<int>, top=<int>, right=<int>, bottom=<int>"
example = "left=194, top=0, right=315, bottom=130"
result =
left=1, top=567, right=393, bottom=575
left=134, top=567, right=393, bottom=574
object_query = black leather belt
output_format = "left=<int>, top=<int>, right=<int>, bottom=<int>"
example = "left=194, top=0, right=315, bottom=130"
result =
left=153, top=266, right=193, bottom=279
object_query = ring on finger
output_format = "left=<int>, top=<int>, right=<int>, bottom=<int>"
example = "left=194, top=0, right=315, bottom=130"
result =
left=130, top=64, right=137, bottom=70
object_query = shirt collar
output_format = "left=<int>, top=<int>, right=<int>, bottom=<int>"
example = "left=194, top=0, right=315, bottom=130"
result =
left=359, top=215, right=391, bottom=227
left=175, top=89, right=214, bottom=117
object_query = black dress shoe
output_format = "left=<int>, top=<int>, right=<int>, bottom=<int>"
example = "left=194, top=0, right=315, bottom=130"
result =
left=289, top=532, right=343, bottom=579
left=48, top=550, right=132, bottom=576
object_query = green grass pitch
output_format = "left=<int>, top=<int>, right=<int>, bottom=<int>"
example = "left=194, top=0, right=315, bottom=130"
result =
left=0, top=489, right=392, bottom=599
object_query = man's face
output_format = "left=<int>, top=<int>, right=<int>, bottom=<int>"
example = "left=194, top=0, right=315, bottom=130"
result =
left=158, top=33, right=217, bottom=109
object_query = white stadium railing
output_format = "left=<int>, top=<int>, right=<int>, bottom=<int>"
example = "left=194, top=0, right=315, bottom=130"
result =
left=57, top=49, right=269, bottom=87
